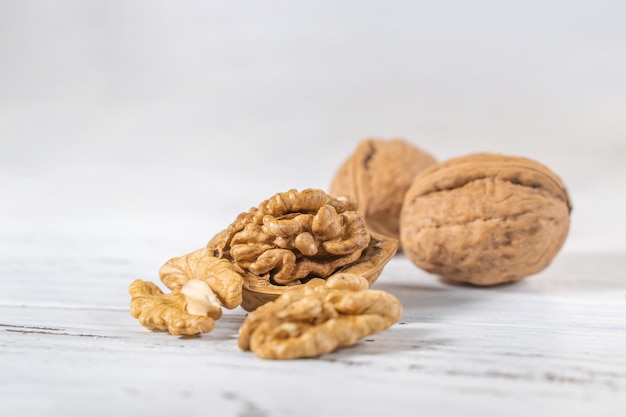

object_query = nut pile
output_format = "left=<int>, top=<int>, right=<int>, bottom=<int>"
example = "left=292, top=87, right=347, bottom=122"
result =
left=129, top=138, right=572, bottom=360
left=129, top=188, right=401, bottom=359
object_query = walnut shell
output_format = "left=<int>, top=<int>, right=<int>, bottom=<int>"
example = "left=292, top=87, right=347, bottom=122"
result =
left=208, top=188, right=398, bottom=311
left=400, top=153, right=572, bottom=286
left=329, top=138, right=436, bottom=242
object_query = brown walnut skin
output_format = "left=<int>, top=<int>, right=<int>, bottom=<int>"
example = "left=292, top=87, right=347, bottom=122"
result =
left=329, top=138, right=436, bottom=243
left=400, top=153, right=572, bottom=286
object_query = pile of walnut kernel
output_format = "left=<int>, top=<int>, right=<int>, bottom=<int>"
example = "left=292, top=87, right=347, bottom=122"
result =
left=129, top=139, right=572, bottom=360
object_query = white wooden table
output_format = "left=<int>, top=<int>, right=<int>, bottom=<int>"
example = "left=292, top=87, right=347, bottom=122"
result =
left=2, top=205, right=625, bottom=417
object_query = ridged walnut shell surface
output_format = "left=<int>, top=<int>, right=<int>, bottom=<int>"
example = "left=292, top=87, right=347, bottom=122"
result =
left=330, top=138, right=436, bottom=242
left=400, top=153, right=572, bottom=286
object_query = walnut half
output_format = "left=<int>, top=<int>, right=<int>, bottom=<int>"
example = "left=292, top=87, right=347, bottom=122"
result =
left=129, top=249, right=244, bottom=336
left=237, top=273, right=403, bottom=359
left=208, top=188, right=398, bottom=311
left=129, top=279, right=219, bottom=336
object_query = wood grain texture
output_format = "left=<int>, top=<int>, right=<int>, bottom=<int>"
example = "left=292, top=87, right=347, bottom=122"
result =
left=2, top=2, right=625, bottom=415
left=1, top=228, right=624, bottom=417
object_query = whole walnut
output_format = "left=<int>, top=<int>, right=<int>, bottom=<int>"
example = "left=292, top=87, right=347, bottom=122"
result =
left=329, top=138, right=437, bottom=242
left=400, top=153, right=572, bottom=286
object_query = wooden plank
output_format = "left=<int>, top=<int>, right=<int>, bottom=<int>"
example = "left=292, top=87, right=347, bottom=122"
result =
left=2, top=303, right=624, bottom=417
left=1, top=247, right=625, bottom=416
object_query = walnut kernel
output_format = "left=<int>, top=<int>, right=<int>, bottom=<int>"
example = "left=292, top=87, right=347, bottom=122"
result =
left=128, top=248, right=244, bottom=335
left=180, top=279, right=221, bottom=317
left=129, top=279, right=218, bottom=336
left=208, top=188, right=398, bottom=311
left=237, top=273, right=403, bottom=359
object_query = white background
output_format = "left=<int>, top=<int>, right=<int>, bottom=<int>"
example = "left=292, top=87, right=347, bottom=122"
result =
left=1, top=0, right=625, bottom=254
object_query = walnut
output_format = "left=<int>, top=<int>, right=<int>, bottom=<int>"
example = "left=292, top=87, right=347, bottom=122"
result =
left=237, top=273, right=403, bottom=359
left=329, top=138, right=436, bottom=243
left=208, top=188, right=398, bottom=311
left=160, top=247, right=244, bottom=309
left=400, top=153, right=572, bottom=285
left=129, top=279, right=219, bottom=336
left=129, top=248, right=244, bottom=335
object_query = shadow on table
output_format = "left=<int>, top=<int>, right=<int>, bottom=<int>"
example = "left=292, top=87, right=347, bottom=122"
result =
left=374, top=280, right=486, bottom=313
left=321, top=324, right=457, bottom=361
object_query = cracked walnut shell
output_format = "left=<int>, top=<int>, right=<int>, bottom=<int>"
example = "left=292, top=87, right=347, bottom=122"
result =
left=208, top=188, right=398, bottom=311
left=237, top=273, right=403, bottom=359
left=329, top=138, right=436, bottom=242
left=400, top=153, right=572, bottom=286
